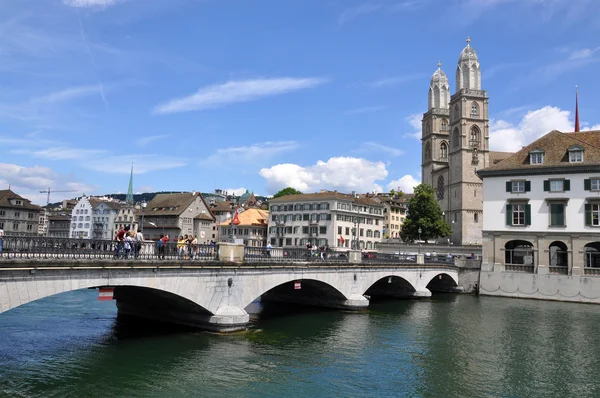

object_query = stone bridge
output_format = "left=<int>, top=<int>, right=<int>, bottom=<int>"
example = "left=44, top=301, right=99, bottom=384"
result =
left=0, top=240, right=465, bottom=332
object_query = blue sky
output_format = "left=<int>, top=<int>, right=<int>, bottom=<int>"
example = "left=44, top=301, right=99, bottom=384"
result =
left=1, top=0, right=600, bottom=204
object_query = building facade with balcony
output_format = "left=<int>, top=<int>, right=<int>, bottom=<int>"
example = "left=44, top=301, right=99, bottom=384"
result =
left=267, top=191, right=385, bottom=250
left=0, top=189, right=42, bottom=236
left=478, top=129, right=600, bottom=275
left=47, top=214, right=71, bottom=238
left=370, top=194, right=409, bottom=239
left=92, top=200, right=121, bottom=239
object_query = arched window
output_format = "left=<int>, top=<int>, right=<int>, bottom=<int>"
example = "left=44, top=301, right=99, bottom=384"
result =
left=441, top=119, right=448, bottom=131
left=437, top=176, right=445, bottom=200
left=584, top=242, right=600, bottom=268
left=549, top=241, right=568, bottom=267
left=474, top=213, right=478, bottom=223
left=452, top=128, right=460, bottom=148
left=440, top=142, right=448, bottom=159
left=505, top=240, right=534, bottom=266
left=470, top=126, right=480, bottom=148
left=425, top=142, right=431, bottom=160
left=471, top=102, right=479, bottom=116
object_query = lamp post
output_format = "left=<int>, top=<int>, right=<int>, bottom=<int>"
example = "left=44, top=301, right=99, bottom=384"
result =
left=230, top=194, right=238, bottom=243
left=141, top=201, right=147, bottom=234
left=418, top=227, right=422, bottom=254
left=148, top=221, right=164, bottom=236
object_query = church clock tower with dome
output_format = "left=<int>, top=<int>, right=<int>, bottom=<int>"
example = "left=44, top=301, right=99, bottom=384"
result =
left=422, top=37, right=490, bottom=245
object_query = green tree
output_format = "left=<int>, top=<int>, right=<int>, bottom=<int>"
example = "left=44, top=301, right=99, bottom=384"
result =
left=400, top=184, right=450, bottom=243
left=273, top=187, right=303, bottom=198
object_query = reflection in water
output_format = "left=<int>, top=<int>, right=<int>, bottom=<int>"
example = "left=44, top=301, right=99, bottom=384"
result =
left=2, top=290, right=600, bottom=397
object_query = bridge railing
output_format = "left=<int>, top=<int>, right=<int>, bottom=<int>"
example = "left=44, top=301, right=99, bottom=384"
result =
left=0, top=236, right=218, bottom=261
left=362, top=252, right=417, bottom=263
left=244, top=246, right=349, bottom=263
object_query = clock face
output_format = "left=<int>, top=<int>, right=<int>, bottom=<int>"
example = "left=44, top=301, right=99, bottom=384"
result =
left=437, top=176, right=444, bottom=200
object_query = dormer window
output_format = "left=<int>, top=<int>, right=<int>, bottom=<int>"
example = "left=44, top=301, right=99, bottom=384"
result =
left=529, top=149, right=544, bottom=165
left=568, top=145, right=584, bottom=163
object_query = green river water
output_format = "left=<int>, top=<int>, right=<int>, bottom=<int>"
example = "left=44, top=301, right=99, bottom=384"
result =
left=1, top=290, right=600, bottom=397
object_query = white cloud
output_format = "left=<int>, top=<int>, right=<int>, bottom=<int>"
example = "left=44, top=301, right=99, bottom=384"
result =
left=201, top=141, right=299, bottom=167
left=30, top=85, right=102, bottom=105
left=489, top=106, right=573, bottom=152
left=387, top=175, right=420, bottom=193
left=259, top=157, right=388, bottom=194
left=404, top=113, right=422, bottom=140
left=569, top=47, right=600, bottom=60
left=369, top=74, right=424, bottom=88
left=135, top=134, right=169, bottom=148
left=63, top=0, right=120, bottom=9
left=84, top=155, right=187, bottom=174
left=154, top=77, right=327, bottom=114
left=12, top=147, right=107, bottom=160
left=364, top=142, right=404, bottom=156
left=0, top=163, right=95, bottom=205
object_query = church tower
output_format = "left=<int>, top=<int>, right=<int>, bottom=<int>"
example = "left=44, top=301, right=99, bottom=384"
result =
left=421, top=61, right=451, bottom=213
left=447, top=37, right=489, bottom=245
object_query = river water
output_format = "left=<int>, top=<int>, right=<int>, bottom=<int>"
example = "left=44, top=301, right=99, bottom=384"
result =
left=1, top=290, right=600, bottom=397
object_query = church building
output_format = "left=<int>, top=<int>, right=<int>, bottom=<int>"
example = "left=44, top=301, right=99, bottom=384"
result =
left=421, top=38, right=512, bottom=245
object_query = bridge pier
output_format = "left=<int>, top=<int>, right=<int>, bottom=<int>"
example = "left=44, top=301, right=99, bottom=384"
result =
left=412, top=288, right=432, bottom=298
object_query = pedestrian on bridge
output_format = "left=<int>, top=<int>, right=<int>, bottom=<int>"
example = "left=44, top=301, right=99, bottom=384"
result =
left=0, top=226, right=4, bottom=254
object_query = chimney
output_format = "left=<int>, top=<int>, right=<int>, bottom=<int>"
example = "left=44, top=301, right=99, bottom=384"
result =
left=192, top=190, right=196, bottom=196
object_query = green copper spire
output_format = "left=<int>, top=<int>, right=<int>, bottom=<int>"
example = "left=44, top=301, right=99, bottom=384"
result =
left=126, top=163, right=134, bottom=204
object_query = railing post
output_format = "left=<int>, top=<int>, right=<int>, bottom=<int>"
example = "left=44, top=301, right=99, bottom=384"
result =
left=416, top=253, right=425, bottom=265
left=348, top=250, right=361, bottom=264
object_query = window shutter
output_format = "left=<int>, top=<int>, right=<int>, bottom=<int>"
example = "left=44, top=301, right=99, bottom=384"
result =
left=525, top=204, right=531, bottom=226
left=506, top=181, right=512, bottom=192
left=585, top=203, right=592, bottom=226
left=564, top=179, right=570, bottom=191
left=506, top=204, right=513, bottom=226
left=585, top=179, right=592, bottom=190
left=543, top=180, right=550, bottom=192
left=525, top=181, right=531, bottom=192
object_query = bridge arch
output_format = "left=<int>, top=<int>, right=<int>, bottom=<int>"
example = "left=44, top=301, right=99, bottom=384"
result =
left=0, top=273, right=214, bottom=316
left=240, top=274, right=349, bottom=309
left=425, top=272, right=459, bottom=293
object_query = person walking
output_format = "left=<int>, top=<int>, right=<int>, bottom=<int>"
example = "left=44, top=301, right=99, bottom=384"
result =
left=177, top=236, right=185, bottom=260
left=266, top=242, right=272, bottom=257
left=190, top=235, right=198, bottom=260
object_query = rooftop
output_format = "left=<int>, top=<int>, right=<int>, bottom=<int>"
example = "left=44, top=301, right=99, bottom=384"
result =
left=269, top=191, right=383, bottom=206
left=0, top=189, right=42, bottom=211
left=220, top=208, right=269, bottom=227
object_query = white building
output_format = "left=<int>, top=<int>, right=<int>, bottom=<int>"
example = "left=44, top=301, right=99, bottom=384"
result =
left=70, top=196, right=94, bottom=238
left=268, top=191, right=385, bottom=250
left=93, top=201, right=121, bottom=239
left=478, top=129, right=600, bottom=273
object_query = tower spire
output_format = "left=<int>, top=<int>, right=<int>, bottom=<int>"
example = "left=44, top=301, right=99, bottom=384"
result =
left=126, top=163, right=134, bottom=204
left=575, top=85, right=580, bottom=133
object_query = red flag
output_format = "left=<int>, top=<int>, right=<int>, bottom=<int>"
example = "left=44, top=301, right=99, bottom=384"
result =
left=340, top=236, right=345, bottom=244
left=232, top=208, right=241, bottom=225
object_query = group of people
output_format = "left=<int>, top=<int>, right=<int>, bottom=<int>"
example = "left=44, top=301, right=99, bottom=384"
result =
left=113, top=226, right=144, bottom=259
left=306, top=243, right=329, bottom=259
left=176, top=235, right=199, bottom=260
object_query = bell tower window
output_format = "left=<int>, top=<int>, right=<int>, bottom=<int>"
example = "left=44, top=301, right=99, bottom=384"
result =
left=454, top=105, right=459, bottom=119
left=440, top=142, right=448, bottom=160
left=441, top=119, right=448, bottom=131
left=425, top=142, right=431, bottom=160
left=471, top=102, right=479, bottom=116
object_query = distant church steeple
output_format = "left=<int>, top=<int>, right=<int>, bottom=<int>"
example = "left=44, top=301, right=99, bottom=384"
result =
left=126, top=163, right=134, bottom=204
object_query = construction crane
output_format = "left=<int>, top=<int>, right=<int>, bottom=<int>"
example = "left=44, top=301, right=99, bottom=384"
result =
left=39, top=187, right=79, bottom=207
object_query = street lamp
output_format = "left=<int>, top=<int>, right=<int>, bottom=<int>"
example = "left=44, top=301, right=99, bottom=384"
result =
left=418, top=227, right=422, bottom=254
left=229, top=194, right=238, bottom=243
left=141, top=200, right=147, bottom=234
left=148, top=221, right=164, bottom=235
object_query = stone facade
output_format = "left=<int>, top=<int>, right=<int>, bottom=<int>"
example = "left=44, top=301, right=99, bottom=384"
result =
left=0, top=190, right=42, bottom=236
left=421, top=38, right=494, bottom=245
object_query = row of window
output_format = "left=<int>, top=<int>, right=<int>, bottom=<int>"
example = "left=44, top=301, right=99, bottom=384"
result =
left=506, top=202, right=600, bottom=227
left=273, top=214, right=333, bottom=223
left=0, top=211, right=35, bottom=219
left=269, top=226, right=327, bottom=235
left=335, top=214, right=379, bottom=225
left=271, top=203, right=331, bottom=212
left=0, top=222, right=34, bottom=231
left=221, top=228, right=265, bottom=236
left=529, top=145, right=584, bottom=165
left=507, top=178, right=600, bottom=193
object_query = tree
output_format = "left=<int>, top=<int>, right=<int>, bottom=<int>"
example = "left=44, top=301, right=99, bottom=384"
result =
left=400, top=184, right=450, bottom=243
left=273, top=187, right=303, bottom=198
